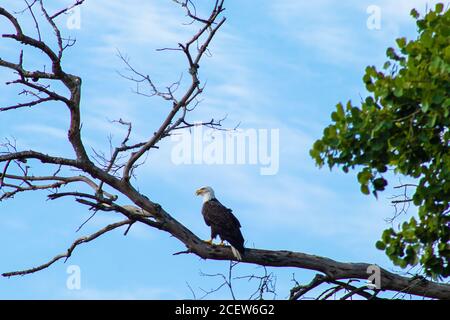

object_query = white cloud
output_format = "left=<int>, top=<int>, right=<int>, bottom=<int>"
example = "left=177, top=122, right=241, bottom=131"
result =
left=296, top=25, right=362, bottom=64
left=269, top=1, right=363, bottom=65
left=78, top=0, right=193, bottom=72
left=85, top=1, right=188, bottom=46
left=15, top=124, right=67, bottom=140
left=0, top=217, right=30, bottom=232
left=268, top=0, right=444, bottom=66
left=217, top=169, right=389, bottom=240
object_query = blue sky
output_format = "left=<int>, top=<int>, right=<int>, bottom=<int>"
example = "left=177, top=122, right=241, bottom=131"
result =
left=0, top=0, right=444, bottom=299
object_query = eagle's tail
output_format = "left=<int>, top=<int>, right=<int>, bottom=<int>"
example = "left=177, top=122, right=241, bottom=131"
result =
left=230, top=244, right=245, bottom=261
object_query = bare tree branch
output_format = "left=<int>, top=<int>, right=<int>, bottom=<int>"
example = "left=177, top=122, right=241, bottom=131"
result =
left=2, top=219, right=133, bottom=277
left=121, top=1, right=226, bottom=181
left=0, top=0, right=449, bottom=301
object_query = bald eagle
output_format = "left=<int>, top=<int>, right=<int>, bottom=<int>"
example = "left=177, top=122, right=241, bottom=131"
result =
left=195, top=186, right=245, bottom=260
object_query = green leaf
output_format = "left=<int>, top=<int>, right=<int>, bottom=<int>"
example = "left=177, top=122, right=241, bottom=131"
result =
left=357, top=170, right=372, bottom=184
left=360, top=184, right=370, bottom=195
left=373, top=177, right=388, bottom=191
left=376, top=241, right=386, bottom=250
left=393, top=87, right=403, bottom=97
left=331, top=111, right=339, bottom=122
left=396, top=37, right=407, bottom=49
left=336, top=103, right=345, bottom=119
left=382, top=229, right=394, bottom=242
left=386, top=47, right=397, bottom=59
left=410, top=8, right=420, bottom=18
left=421, top=102, right=430, bottom=113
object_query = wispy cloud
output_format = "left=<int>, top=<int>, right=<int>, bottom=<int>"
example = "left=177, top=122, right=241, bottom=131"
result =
left=78, top=0, right=193, bottom=72
left=268, top=0, right=443, bottom=66
left=15, top=124, right=67, bottom=140
left=85, top=1, right=189, bottom=47
left=0, top=217, right=30, bottom=232
left=269, top=1, right=364, bottom=65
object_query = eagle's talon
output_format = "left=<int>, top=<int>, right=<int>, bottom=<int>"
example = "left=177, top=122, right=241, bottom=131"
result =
left=204, top=239, right=213, bottom=245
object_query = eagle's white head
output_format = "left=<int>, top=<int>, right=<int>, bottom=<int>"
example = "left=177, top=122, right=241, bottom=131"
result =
left=195, top=186, right=215, bottom=203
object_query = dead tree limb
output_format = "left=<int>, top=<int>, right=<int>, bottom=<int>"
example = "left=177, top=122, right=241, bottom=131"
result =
left=1, top=0, right=449, bottom=300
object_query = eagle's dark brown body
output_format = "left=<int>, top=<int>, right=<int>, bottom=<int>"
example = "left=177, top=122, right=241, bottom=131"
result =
left=202, top=198, right=245, bottom=258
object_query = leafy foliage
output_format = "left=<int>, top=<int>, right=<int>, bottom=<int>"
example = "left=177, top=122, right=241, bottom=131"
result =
left=310, top=4, right=450, bottom=278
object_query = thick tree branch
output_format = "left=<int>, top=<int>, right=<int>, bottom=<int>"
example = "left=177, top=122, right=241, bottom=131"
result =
left=0, top=150, right=77, bottom=166
left=164, top=222, right=450, bottom=300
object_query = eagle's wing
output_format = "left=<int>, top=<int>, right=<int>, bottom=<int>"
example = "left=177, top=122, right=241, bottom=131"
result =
left=202, top=199, right=241, bottom=230
left=202, top=199, right=245, bottom=260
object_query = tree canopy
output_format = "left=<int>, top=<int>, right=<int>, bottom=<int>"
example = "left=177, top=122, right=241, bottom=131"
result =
left=310, top=4, right=449, bottom=279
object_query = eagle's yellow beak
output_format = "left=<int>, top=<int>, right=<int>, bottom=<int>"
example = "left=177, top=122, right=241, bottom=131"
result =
left=195, top=188, right=203, bottom=196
